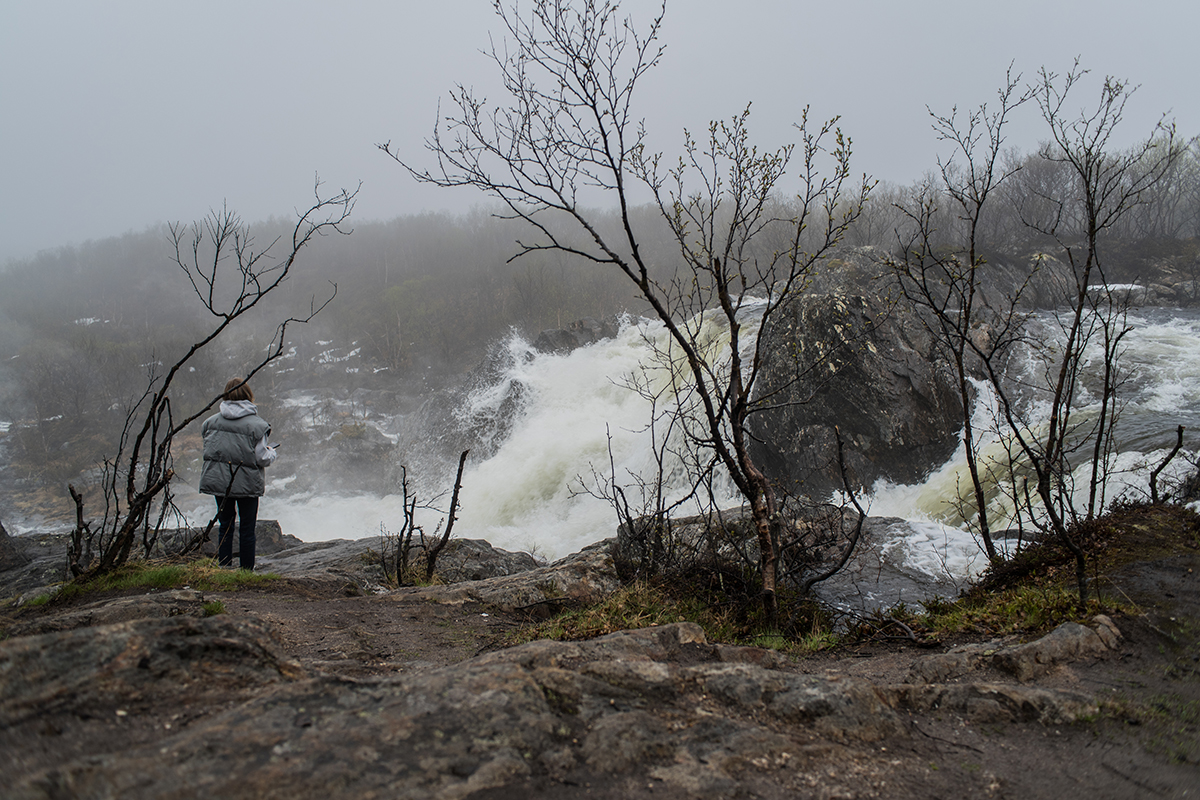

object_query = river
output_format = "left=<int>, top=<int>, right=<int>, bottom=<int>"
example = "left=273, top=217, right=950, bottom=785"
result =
left=254, top=304, right=1200, bottom=595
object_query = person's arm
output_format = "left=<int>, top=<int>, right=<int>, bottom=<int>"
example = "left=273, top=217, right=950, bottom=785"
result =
left=255, top=433, right=277, bottom=467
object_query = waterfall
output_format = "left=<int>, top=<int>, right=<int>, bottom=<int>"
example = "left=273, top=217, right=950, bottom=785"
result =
left=259, top=306, right=1200, bottom=587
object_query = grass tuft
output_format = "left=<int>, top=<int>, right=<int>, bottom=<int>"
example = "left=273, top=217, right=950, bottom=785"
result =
left=43, top=559, right=279, bottom=605
left=202, top=599, right=226, bottom=616
left=507, top=579, right=835, bottom=655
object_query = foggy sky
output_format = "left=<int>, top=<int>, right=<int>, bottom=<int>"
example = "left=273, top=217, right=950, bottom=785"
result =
left=2, top=0, right=1196, bottom=264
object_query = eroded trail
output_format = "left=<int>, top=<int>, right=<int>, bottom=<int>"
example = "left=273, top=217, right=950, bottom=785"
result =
left=215, top=578, right=515, bottom=677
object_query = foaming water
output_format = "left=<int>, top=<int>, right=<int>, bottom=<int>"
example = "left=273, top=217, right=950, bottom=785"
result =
left=858, top=307, right=1200, bottom=581
left=259, top=307, right=1200, bottom=582
left=451, top=319, right=741, bottom=558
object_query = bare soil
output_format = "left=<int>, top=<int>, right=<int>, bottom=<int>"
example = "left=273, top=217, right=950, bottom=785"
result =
left=210, top=577, right=521, bottom=677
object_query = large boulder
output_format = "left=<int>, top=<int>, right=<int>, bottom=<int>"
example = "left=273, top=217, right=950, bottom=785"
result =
left=256, top=535, right=542, bottom=593
left=400, top=538, right=619, bottom=611
left=531, top=316, right=620, bottom=354
left=750, top=292, right=964, bottom=498
left=808, top=247, right=1073, bottom=311
left=157, top=519, right=303, bottom=560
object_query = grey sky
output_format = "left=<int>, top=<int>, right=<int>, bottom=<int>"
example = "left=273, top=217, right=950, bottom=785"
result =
left=2, top=0, right=1195, bottom=264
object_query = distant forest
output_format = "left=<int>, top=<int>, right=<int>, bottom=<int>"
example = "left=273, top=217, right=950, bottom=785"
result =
left=1, top=138, right=1198, bottom=488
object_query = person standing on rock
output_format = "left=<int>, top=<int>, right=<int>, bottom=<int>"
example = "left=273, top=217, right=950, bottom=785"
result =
left=199, top=378, right=278, bottom=570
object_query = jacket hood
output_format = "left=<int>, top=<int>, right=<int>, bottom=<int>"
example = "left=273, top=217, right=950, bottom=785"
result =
left=219, top=400, right=259, bottom=419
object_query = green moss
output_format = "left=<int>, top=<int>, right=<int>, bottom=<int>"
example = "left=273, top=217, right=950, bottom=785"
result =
left=46, top=560, right=279, bottom=605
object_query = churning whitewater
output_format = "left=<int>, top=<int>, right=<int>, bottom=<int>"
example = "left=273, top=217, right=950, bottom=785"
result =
left=259, top=305, right=1200, bottom=588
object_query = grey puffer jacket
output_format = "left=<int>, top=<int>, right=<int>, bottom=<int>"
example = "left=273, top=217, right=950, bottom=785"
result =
left=198, top=400, right=277, bottom=497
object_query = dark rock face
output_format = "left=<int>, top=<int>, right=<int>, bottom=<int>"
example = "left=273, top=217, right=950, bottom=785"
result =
left=532, top=316, right=620, bottom=354
left=750, top=292, right=964, bottom=498
left=0, top=521, right=30, bottom=571
left=808, top=247, right=1073, bottom=311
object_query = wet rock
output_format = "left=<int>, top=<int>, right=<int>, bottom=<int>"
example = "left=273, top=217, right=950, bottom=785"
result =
left=905, top=642, right=1000, bottom=685
left=992, top=620, right=1118, bottom=682
left=427, top=537, right=541, bottom=582
left=695, top=663, right=902, bottom=742
left=906, top=617, right=1124, bottom=685
left=0, top=520, right=30, bottom=571
left=5, top=588, right=208, bottom=638
left=257, top=535, right=542, bottom=593
left=532, top=316, right=620, bottom=354
left=6, top=623, right=900, bottom=799
left=0, top=532, right=73, bottom=600
left=0, top=615, right=302, bottom=733
left=750, top=292, right=964, bottom=498
left=1090, top=613, right=1123, bottom=649
left=256, top=536, right=382, bottom=585
left=882, top=682, right=1097, bottom=725
left=400, top=538, right=620, bottom=610
left=156, top=519, right=303, bottom=560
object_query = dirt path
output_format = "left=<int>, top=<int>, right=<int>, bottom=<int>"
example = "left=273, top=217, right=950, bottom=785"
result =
left=211, top=577, right=520, bottom=678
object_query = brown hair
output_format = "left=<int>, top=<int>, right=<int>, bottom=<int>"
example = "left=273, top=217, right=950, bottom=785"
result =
left=223, top=378, right=254, bottom=403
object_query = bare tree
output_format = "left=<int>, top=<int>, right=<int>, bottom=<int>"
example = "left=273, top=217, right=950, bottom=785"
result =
left=982, top=62, right=1180, bottom=606
left=68, top=181, right=356, bottom=579
left=885, top=68, right=1031, bottom=562
left=378, top=452, right=469, bottom=585
left=382, top=0, right=869, bottom=620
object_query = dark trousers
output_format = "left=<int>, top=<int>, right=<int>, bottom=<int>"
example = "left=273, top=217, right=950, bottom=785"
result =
left=214, top=496, right=259, bottom=570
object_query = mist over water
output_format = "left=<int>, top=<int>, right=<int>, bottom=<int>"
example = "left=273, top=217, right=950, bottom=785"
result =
left=259, top=306, right=1200, bottom=584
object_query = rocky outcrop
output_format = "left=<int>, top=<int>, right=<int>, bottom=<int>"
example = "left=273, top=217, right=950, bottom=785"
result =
left=0, top=615, right=301, bottom=749
left=0, top=531, right=76, bottom=600
left=157, top=519, right=303, bottom=560
left=0, top=520, right=29, bottom=571
left=0, top=529, right=544, bottom=603
left=253, top=534, right=542, bottom=593
left=808, top=247, right=1075, bottom=311
left=401, top=538, right=619, bottom=611
left=905, top=615, right=1123, bottom=685
left=5, top=588, right=211, bottom=638
left=426, top=537, right=542, bottom=582
left=3, top=616, right=1111, bottom=800
left=992, top=615, right=1123, bottom=681
left=532, top=316, right=620, bottom=354
left=880, top=682, right=1097, bottom=725
left=751, top=292, right=964, bottom=498
left=0, top=522, right=302, bottom=602
left=2, top=623, right=887, bottom=798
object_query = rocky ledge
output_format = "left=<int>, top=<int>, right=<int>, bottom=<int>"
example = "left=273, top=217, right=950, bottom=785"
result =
left=1, top=527, right=1149, bottom=800
left=2, top=610, right=1119, bottom=800
left=4, top=522, right=1195, bottom=798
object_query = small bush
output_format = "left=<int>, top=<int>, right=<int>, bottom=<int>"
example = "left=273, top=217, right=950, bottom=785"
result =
left=508, top=576, right=836, bottom=654
left=917, top=584, right=1122, bottom=637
